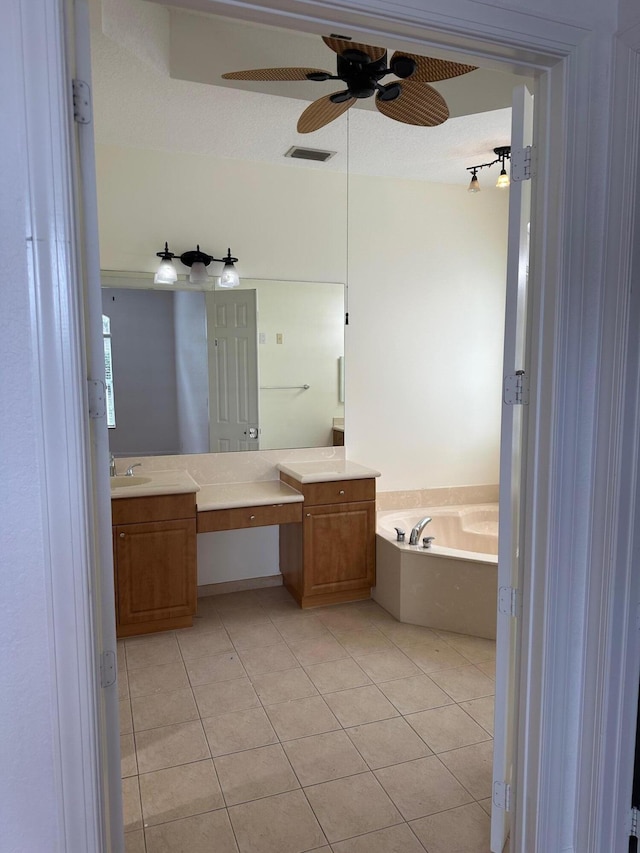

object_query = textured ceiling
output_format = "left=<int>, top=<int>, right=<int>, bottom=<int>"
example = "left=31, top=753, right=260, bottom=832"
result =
left=92, top=0, right=521, bottom=187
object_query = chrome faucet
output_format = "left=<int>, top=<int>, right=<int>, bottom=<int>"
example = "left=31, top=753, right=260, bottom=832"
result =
left=109, top=453, right=117, bottom=477
left=409, top=516, right=432, bottom=545
left=125, top=463, right=142, bottom=477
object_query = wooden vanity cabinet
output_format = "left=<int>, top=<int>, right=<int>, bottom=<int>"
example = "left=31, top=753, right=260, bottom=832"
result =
left=279, top=475, right=376, bottom=608
left=112, top=493, right=197, bottom=637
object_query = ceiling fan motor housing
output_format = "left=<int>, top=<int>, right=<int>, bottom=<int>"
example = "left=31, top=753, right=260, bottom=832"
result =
left=336, top=53, right=389, bottom=99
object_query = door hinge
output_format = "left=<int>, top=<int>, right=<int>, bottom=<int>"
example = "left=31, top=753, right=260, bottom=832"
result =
left=87, top=379, right=106, bottom=419
left=630, top=806, right=639, bottom=838
left=499, top=586, right=521, bottom=618
left=493, top=781, right=512, bottom=812
left=72, top=79, right=92, bottom=124
left=511, top=145, right=534, bottom=181
left=100, top=650, right=117, bottom=688
left=504, top=370, right=529, bottom=405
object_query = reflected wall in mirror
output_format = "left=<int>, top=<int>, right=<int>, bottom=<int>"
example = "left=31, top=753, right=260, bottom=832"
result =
left=101, top=273, right=345, bottom=456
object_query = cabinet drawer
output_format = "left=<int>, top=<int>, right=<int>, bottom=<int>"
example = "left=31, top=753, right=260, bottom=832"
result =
left=280, top=474, right=375, bottom=506
left=197, top=501, right=302, bottom=533
left=112, top=492, right=196, bottom=525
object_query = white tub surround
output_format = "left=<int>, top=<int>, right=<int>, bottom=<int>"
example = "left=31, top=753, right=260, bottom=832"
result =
left=374, top=504, right=499, bottom=640
left=377, top=484, right=499, bottom=511
left=277, top=459, right=380, bottom=483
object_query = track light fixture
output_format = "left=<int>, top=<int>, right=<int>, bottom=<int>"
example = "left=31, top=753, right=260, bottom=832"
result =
left=465, top=145, right=511, bottom=193
left=154, top=242, right=240, bottom=287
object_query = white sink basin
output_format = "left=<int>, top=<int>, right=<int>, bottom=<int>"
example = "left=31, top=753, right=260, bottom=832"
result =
left=110, top=475, right=152, bottom=488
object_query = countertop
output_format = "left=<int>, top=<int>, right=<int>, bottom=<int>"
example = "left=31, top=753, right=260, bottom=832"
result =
left=277, top=459, right=381, bottom=483
left=110, top=469, right=199, bottom=499
left=196, top=480, right=304, bottom=511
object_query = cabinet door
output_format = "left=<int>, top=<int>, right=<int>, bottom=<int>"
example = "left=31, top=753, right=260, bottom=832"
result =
left=115, top=519, right=196, bottom=625
left=303, top=501, right=375, bottom=597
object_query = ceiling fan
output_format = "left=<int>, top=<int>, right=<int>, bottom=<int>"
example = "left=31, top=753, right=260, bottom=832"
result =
left=222, top=35, right=477, bottom=133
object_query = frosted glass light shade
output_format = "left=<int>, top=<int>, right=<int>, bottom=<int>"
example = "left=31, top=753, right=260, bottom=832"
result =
left=496, top=168, right=510, bottom=189
left=154, top=258, right=177, bottom=285
left=219, top=261, right=240, bottom=288
left=189, top=261, right=209, bottom=284
left=468, top=174, right=480, bottom=193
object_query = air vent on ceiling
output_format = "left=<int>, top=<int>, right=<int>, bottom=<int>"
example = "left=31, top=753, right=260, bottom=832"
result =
left=285, top=146, right=337, bottom=163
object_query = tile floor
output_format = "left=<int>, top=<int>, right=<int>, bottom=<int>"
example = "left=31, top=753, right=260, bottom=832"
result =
left=119, top=587, right=497, bottom=853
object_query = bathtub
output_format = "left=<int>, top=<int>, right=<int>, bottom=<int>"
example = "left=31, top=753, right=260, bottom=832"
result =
left=374, top=504, right=498, bottom=640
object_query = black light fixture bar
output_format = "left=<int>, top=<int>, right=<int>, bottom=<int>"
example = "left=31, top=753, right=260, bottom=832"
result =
left=154, top=242, right=240, bottom=286
left=466, top=145, right=511, bottom=176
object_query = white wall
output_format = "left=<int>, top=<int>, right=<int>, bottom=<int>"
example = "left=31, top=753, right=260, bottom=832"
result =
left=96, top=143, right=508, bottom=490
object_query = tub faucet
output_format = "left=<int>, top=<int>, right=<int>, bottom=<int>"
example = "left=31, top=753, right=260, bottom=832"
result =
left=109, top=453, right=117, bottom=477
left=409, top=516, right=432, bottom=545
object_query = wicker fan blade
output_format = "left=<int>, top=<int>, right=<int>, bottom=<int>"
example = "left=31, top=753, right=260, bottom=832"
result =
left=297, top=93, right=356, bottom=133
left=390, top=52, right=477, bottom=82
left=375, top=81, right=449, bottom=126
left=222, top=67, right=331, bottom=82
left=322, top=35, right=385, bottom=63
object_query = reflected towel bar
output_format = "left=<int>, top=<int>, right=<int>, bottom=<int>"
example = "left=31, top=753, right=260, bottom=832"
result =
left=260, top=384, right=310, bottom=390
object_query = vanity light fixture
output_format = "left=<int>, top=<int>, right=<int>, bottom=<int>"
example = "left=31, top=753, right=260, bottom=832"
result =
left=465, top=145, right=511, bottom=192
left=154, top=243, right=241, bottom=287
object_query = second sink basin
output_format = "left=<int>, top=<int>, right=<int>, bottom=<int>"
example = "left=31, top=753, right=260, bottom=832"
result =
left=110, top=475, right=152, bottom=488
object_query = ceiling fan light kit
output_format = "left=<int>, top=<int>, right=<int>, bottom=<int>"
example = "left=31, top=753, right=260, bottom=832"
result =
left=221, top=34, right=477, bottom=133
left=154, top=243, right=240, bottom=287
left=466, top=145, right=512, bottom=192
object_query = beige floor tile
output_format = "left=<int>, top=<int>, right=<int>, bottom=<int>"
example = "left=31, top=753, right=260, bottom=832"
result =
left=354, top=649, right=422, bottom=683
left=135, top=720, right=210, bottom=774
left=145, top=808, right=238, bottom=853
left=139, top=759, right=224, bottom=826
left=460, top=695, right=495, bottom=735
left=252, top=585, right=293, bottom=603
left=333, top=627, right=394, bottom=656
left=406, top=705, right=492, bottom=754
left=176, top=627, right=233, bottom=660
left=117, top=641, right=127, bottom=672
left=202, top=706, right=278, bottom=757
left=125, top=634, right=181, bottom=670
left=476, top=659, right=496, bottom=680
left=131, top=688, right=198, bottom=732
left=251, top=667, right=317, bottom=705
left=258, top=598, right=300, bottom=618
left=118, top=670, right=130, bottom=701
left=316, top=608, right=371, bottom=633
left=124, top=830, right=145, bottom=853
left=438, top=740, right=494, bottom=800
left=121, top=733, right=137, bottom=778
left=228, top=789, right=326, bottom=853
left=193, top=677, right=260, bottom=718
left=226, top=621, right=284, bottom=650
left=375, top=755, right=473, bottom=820
left=442, top=634, right=497, bottom=664
left=127, top=662, right=189, bottom=699
left=478, top=797, right=492, bottom=816
left=401, top=642, right=470, bottom=673
left=181, top=612, right=223, bottom=634
left=410, top=801, right=490, bottom=852
left=206, top=591, right=260, bottom=611
left=285, top=634, right=349, bottom=666
left=331, top=823, right=426, bottom=853
left=122, top=775, right=143, bottom=832
left=323, top=685, right=400, bottom=727
left=265, top=695, right=341, bottom=741
left=283, top=730, right=368, bottom=786
left=378, top=675, right=454, bottom=715
left=218, top=606, right=272, bottom=630
left=184, top=652, right=246, bottom=686
left=377, top=622, right=441, bottom=647
left=272, top=613, right=332, bottom=643
left=194, top=595, right=227, bottom=618
left=215, top=743, right=299, bottom=805
left=238, top=643, right=299, bottom=676
left=304, top=772, right=403, bottom=843
left=346, top=717, right=432, bottom=770
left=120, top=698, right=133, bottom=735
left=429, top=666, right=496, bottom=703
left=304, top=658, right=371, bottom=694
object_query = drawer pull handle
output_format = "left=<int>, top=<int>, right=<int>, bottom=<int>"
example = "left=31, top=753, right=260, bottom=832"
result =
left=306, top=513, right=311, bottom=518
left=119, top=532, right=125, bottom=539
left=339, top=489, right=345, bottom=495
left=250, top=515, right=256, bottom=520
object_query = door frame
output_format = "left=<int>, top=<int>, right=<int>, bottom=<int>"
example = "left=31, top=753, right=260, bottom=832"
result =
left=22, top=0, right=640, bottom=849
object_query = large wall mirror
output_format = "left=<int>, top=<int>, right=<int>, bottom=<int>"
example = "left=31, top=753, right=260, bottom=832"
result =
left=102, top=273, right=345, bottom=456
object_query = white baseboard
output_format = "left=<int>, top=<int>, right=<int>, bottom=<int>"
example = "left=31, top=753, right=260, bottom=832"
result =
left=197, top=574, right=283, bottom=597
